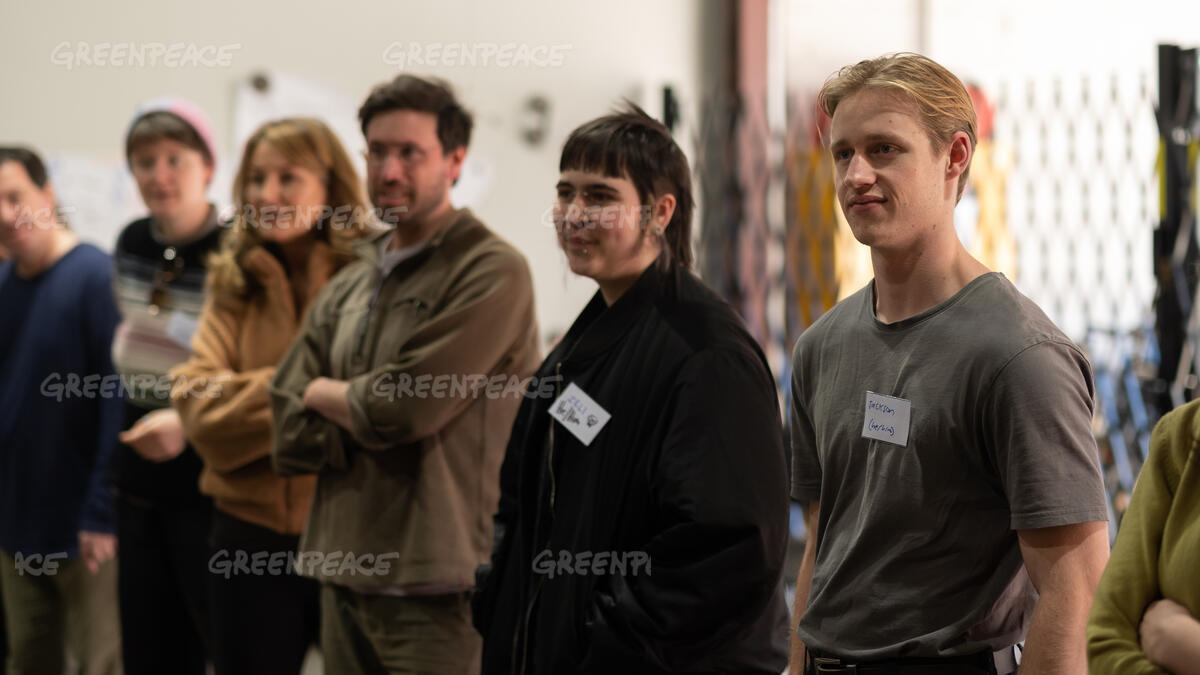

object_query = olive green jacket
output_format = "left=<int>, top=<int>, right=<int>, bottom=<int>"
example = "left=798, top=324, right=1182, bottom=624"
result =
left=1087, top=398, right=1200, bottom=673
left=270, top=210, right=540, bottom=591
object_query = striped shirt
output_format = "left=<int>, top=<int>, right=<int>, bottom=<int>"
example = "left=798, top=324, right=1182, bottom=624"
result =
left=110, top=207, right=223, bottom=502
left=112, top=207, right=222, bottom=409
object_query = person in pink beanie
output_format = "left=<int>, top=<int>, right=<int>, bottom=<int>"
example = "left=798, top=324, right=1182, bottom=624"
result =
left=110, top=96, right=222, bottom=675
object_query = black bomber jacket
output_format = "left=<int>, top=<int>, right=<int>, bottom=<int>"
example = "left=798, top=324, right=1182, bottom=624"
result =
left=473, top=263, right=790, bottom=674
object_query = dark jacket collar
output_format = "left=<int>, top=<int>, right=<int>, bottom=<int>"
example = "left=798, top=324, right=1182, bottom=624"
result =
left=556, top=262, right=670, bottom=366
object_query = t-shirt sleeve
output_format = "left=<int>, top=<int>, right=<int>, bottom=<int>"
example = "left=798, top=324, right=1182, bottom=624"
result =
left=983, top=339, right=1108, bottom=530
left=790, top=338, right=822, bottom=503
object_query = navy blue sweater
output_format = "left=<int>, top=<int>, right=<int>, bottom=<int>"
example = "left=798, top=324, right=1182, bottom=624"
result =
left=0, top=244, right=123, bottom=557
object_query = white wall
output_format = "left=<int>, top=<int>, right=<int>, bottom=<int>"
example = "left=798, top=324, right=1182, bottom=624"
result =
left=928, top=0, right=1200, bottom=86
left=0, top=0, right=714, bottom=341
left=784, top=0, right=923, bottom=97
left=785, top=0, right=1200, bottom=93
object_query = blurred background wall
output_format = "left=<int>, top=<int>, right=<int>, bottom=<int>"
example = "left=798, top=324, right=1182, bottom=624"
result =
left=1, top=0, right=724, bottom=342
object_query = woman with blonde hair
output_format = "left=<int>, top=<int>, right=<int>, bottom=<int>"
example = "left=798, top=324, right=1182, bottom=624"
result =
left=171, top=117, right=373, bottom=675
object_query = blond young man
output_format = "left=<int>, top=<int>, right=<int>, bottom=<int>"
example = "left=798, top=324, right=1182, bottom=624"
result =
left=788, top=54, right=1110, bottom=675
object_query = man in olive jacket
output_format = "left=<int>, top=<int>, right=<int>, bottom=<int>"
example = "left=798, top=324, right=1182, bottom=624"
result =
left=269, top=75, right=540, bottom=673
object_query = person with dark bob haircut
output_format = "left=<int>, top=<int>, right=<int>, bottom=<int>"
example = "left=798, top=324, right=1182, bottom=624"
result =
left=472, top=104, right=790, bottom=674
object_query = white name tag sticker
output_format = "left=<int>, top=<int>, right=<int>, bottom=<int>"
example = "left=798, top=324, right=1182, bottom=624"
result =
left=861, top=391, right=912, bottom=446
left=548, top=382, right=612, bottom=446
left=165, top=310, right=200, bottom=349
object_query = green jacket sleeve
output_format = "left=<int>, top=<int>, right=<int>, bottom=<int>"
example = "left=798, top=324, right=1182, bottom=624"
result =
left=1086, top=402, right=1191, bottom=674
left=269, top=283, right=348, bottom=475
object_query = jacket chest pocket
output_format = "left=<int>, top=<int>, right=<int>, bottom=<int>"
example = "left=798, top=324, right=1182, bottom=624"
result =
left=372, top=296, right=431, bottom=362
left=331, top=295, right=431, bottom=373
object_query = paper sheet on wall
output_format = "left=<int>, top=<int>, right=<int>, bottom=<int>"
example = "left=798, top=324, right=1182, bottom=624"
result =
left=233, top=70, right=365, bottom=177
left=44, top=153, right=144, bottom=253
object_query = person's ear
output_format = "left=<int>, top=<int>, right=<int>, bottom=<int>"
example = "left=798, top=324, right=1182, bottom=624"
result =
left=652, top=193, right=676, bottom=234
left=946, top=131, right=972, bottom=184
left=43, top=183, right=59, bottom=219
left=446, top=146, right=466, bottom=185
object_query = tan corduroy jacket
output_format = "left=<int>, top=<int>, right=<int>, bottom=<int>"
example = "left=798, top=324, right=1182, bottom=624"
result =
left=269, top=210, right=541, bottom=592
left=171, top=241, right=345, bottom=534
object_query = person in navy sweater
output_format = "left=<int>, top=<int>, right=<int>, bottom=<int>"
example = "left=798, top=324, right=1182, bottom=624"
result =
left=0, top=146, right=124, bottom=675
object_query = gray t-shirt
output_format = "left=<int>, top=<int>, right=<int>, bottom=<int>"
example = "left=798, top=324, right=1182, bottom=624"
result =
left=378, top=235, right=427, bottom=278
left=789, top=272, right=1107, bottom=660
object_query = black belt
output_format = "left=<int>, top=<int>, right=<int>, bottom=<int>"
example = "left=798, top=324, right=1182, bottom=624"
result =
left=807, top=649, right=997, bottom=675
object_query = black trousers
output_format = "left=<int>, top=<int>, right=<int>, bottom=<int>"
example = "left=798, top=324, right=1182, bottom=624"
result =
left=208, top=509, right=319, bottom=675
left=116, top=492, right=212, bottom=675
